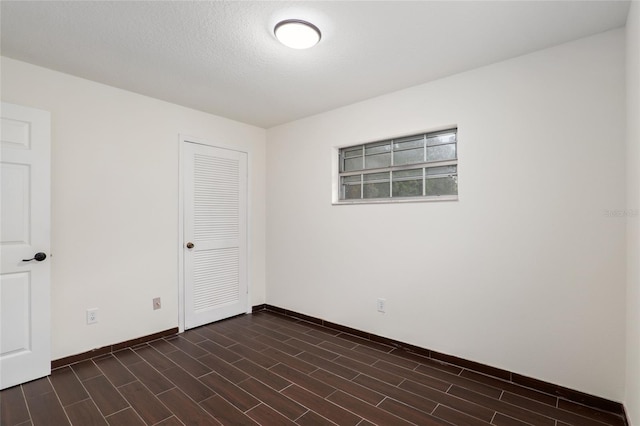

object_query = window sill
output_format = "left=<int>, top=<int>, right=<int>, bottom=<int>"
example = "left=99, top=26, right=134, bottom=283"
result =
left=332, top=195, right=458, bottom=205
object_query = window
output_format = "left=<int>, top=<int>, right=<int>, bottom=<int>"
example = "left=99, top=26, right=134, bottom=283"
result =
left=337, top=128, right=458, bottom=202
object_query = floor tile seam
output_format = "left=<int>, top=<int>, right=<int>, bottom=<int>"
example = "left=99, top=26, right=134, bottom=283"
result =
left=158, top=337, right=181, bottom=353
left=374, top=360, right=455, bottom=390
left=380, top=393, right=439, bottom=418
left=164, top=338, right=207, bottom=360
left=254, top=317, right=313, bottom=334
left=120, top=353, right=179, bottom=396
left=456, top=369, right=564, bottom=408
left=244, top=393, right=304, bottom=422
left=64, top=398, right=105, bottom=424
left=72, top=360, right=103, bottom=383
left=416, top=363, right=504, bottom=391
left=83, top=362, right=136, bottom=418
left=93, top=357, right=137, bottom=389
left=103, top=405, right=135, bottom=420
left=554, top=400, right=629, bottom=424
left=233, top=392, right=262, bottom=414
left=162, top=343, right=214, bottom=377
left=46, top=376, right=74, bottom=426
left=325, top=385, right=411, bottom=422
left=253, top=337, right=304, bottom=357
left=18, top=384, right=34, bottom=426
left=292, top=408, right=311, bottom=423
left=50, top=367, right=89, bottom=408
left=326, top=389, right=415, bottom=426
left=332, top=358, right=405, bottom=387
left=157, top=384, right=221, bottom=424
left=246, top=325, right=293, bottom=342
left=237, top=363, right=293, bottom=392
left=493, top=412, right=537, bottom=426
left=497, top=389, right=622, bottom=426
left=374, top=395, right=388, bottom=408
left=266, top=367, right=335, bottom=400
left=263, top=312, right=382, bottom=350
left=451, top=384, right=581, bottom=426
left=459, top=369, right=569, bottom=407
left=317, top=342, right=379, bottom=366
left=317, top=390, right=368, bottom=426
left=397, top=378, right=497, bottom=423
left=432, top=403, right=495, bottom=425
left=150, top=415, right=184, bottom=426
left=307, top=370, right=378, bottom=402
left=62, top=395, right=93, bottom=409
left=196, top=353, right=246, bottom=380
left=200, top=390, right=260, bottom=416
left=113, top=363, right=178, bottom=425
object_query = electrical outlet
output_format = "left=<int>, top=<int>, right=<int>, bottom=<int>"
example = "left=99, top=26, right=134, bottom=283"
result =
left=377, top=298, right=386, bottom=313
left=153, top=297, right=161, bottom=310
left=87, top=308, right=98, bottom=325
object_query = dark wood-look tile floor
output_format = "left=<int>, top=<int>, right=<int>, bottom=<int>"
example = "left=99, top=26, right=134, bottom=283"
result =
left=0, top=311, right=626, bottom=426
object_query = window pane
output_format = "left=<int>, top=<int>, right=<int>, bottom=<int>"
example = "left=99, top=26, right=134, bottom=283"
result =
left=425, top=176, right=457, bottom=196
left=427, top=144, right=456, bottom=162
left=365, top=142, right=391, bottom=155
left=343, top=184, right=361, bottom=199
left=363, top=172, right=389, bottom=182
left=363, top=172, right=390, bottom=198
left=365, top=152, right=391, bottom=169
left=394, top=148, right=423, bottom=166
left=344, top=146, right=363, bottom=158
left=392, top=180, right=422, bottom=197
left=341, top=175, right=361, bottom=200
left=344, top=156, right=363, bottom=171
left=394, top=136, right=423, bottom=150
left=394, top=169, right=422, bottom=179
left=343, top=175, right=361, bottom=183
left=427, top=132, right=456, bottom=146
left=426, top=165, right=457, bottom=176
left=363, top=182, right=390, bottom=198
left=392, top=169, right=422, bottom=197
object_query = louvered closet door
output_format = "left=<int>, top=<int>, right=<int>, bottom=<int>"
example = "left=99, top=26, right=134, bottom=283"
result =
left=183, top=142, right=248, bottom=329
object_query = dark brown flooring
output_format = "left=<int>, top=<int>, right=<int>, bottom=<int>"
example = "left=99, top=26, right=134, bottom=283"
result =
left=0, top=311, right=627, bottom=426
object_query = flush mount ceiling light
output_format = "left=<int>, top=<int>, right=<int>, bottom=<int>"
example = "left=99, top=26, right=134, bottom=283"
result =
left=274, top=19, right=321, bottom=49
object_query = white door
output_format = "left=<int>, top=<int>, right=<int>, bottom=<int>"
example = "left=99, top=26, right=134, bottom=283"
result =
left=183, top=141, right=248, bottom=329
left=0, top=102, right=51, bottom=389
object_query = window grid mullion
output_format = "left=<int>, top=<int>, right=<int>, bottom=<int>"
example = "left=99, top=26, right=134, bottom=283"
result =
left=423, top=134, right=427, bottom=163
left=338, top=158, right=457, bottom=178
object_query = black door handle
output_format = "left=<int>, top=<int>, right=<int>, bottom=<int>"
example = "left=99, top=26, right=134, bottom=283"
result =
left=22, top=252, right=47, bottom=262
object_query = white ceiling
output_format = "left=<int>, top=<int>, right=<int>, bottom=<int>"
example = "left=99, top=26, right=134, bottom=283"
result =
left=1, top=1, right=631, bottom=128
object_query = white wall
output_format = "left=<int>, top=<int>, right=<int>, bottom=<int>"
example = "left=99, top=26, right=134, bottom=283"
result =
left=1, top=57, right=267, bottom=360
left=266, top=30, right=626, bottom=401
left=626, top=1, right=640, bottom=423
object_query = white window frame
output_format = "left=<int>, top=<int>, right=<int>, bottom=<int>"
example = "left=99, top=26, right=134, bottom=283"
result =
left=332, top=128, right=459, bottom=205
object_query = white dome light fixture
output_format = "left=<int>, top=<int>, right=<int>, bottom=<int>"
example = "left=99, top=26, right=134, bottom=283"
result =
left=274, top=19, right=321, bottom=49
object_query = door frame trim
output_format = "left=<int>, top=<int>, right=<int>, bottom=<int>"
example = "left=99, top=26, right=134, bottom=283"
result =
left=178, top=134, right=251, bottom=332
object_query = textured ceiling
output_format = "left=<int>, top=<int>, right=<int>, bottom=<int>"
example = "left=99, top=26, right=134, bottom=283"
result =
left=0, top=1, right=631, bottom=128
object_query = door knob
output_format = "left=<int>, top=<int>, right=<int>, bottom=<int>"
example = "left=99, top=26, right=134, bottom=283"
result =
left=186, top=242, right=194, bottom=249
left=22, top=252, right=47, bottom=262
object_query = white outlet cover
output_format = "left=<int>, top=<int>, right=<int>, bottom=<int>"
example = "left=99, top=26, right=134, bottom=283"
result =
left=87, top=308, right=98, bottom=324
